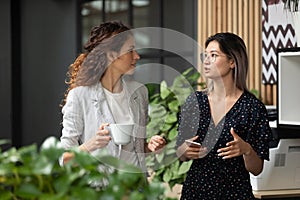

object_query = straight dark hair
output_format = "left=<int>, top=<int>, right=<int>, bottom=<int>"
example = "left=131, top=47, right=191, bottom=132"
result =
left=205, top=32, right=249, bottom=92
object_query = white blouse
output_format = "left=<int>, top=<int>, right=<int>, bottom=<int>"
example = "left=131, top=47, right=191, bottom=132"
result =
left=103, top=87, right=138, bottom=166
left=103, top=87, right=133, bottom=124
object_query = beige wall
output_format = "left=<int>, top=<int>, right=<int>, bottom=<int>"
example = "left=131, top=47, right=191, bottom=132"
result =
left=198, top=0, right=275, bottom=105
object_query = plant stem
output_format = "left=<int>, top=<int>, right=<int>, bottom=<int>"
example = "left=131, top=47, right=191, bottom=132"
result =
left=36, top=174, right=43, bottom=191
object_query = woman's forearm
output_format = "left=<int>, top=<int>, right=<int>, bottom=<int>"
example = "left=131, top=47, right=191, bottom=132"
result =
left=243, top=143, right=263, bottom=176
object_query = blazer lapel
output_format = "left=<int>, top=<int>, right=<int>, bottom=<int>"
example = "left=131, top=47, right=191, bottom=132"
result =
left=91, top=82, right=115, bottom=124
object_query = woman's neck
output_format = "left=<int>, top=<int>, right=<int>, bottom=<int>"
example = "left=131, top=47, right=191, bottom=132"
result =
left=101, top=72, right=123, bottom=93
left=211, top=78, right=241, bottom=98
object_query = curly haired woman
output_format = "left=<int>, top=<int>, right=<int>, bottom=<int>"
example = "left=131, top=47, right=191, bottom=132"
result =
left=60, top=21, right=166, bottom=171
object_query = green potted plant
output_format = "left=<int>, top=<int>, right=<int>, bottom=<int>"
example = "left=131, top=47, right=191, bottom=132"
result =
left=0, top=137, right=169, bottom=200
left=145, top=68, right=205, bottom=195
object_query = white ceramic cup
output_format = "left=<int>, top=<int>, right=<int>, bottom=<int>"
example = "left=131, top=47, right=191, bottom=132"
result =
left=107, top=123, right=134, bottom=145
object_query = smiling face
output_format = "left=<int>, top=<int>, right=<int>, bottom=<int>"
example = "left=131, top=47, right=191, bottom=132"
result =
left=202, top=41, right=235, bottom=80
left=109, top=36, right=140, bottom=76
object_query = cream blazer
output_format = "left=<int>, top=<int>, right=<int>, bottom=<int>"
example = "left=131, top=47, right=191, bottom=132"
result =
left=60, top=76, right=148, bottom=170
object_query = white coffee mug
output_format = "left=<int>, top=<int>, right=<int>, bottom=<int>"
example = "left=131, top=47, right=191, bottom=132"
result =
left=107, top=123, right=134, bottom=145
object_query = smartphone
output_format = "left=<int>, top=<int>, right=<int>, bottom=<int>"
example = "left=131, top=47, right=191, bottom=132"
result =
left=185, top=140, right=201, bottom=146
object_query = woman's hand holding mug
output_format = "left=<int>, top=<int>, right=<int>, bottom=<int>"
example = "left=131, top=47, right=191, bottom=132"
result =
left=80, top=123, right=111, bottom=152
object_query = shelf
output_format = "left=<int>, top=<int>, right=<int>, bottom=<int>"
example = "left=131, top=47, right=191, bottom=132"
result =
left=277, top=49, right=300, bottom=129
left=253, top=189, right=300, bottom=199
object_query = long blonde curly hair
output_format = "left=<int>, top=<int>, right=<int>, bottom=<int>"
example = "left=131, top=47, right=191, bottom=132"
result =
left=60, top=21, right=131, bottom=107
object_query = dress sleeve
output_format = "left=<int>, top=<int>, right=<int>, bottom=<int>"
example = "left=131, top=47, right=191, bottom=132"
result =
left=60, top=88, right=84, bottom=149
left=176, top=92, right=202, bottom=148
left=247, top=101, right=273, bottom=161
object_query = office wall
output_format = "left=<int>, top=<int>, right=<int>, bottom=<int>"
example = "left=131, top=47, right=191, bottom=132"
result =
left=20, top=0, right=77, bottom=146
left=0, top=0, right=78, bottom=147
left=0, top=0, right=12, bottom=149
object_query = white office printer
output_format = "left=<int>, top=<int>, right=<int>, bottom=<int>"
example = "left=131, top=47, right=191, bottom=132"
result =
left=251, top=138, right=300, bottom=191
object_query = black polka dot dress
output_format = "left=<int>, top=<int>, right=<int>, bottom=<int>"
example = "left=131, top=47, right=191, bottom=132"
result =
left=176, top=90, right=273, bottom=200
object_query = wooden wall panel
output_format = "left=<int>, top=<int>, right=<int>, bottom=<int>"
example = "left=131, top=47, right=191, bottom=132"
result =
left=198, top=0, right=275, bottom=105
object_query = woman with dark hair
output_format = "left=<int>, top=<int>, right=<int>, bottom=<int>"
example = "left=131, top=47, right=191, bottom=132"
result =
left=60, top=21, right=166, bottom=170
left=176, top=32, right=273, bottom=199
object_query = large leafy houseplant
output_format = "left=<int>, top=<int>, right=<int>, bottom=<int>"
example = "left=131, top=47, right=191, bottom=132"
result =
left=146, top=68, right=204, bottom=190
left=0, top=137, right=167, bottom=200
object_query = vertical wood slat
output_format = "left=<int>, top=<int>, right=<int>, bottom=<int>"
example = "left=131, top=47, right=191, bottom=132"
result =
left=254, top=0, right=262, bottom=98
left=244, top=0, right=254, bottom=90
left=198, top=0, right=275, bottom=105
left=228, top=0, right=233, bottom=32
left=248, top=0, right=255, bottom=91
left=198, top=0, right=203, bottom=85
left=238, top=0, right=243, bottom=35
left=232, top=0, right=238, bottom=34
left=222, top=0, right=227, bottom=32
left=217, top=0, right=222, bottom=32
left=207, top=0, right=212, bottom=36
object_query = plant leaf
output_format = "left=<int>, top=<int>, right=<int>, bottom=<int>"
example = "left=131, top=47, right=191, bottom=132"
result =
left=155, top=152, right=164, bottom=163
left=168, top=127, right=178, bottom=140
left=15, top=183, right=42, bottom=198
left=160, top=123, right=173, bottom=132
left=178, top=161, right=193, bottom=175
left=0, top=191, right=12, bottom=200
left=165, top=113, right=177, bottom=123
left=167, top=100, right=179, bottom=112
left=147, top=120, right=161, bottom=137
left=149, top=103, right=167, bottom=118
left=0, top=139, right=10, bottom=146
left=182, top=67, right=194, bottom=76
left=162, top=168, right=172, bottom=182
left=160, top=81, right=171, bottom=99
left=29, top=154, right=54, bottom=175
left=70, top=186, right=98, bottom=200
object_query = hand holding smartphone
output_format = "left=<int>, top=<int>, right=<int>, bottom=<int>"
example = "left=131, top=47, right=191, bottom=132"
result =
left=183, top=139, right=207, bottom=160
left=185, top=139, right=201, bottom=147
